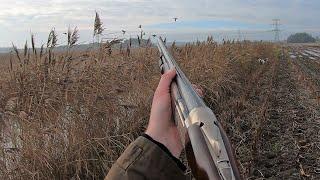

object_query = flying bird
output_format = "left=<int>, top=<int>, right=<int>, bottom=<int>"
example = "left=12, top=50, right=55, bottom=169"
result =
left=121, top=30, right=126, bottom=34
left=152, top=34, right=156, bottom=37
left=173, top=17, right=178, bottom=22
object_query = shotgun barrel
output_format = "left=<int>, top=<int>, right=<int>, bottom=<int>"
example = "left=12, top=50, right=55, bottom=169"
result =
left=156, top=37, right=241, bottom=180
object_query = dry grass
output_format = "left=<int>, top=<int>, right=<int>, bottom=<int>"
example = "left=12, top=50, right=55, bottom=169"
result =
left=0, top=31, right=280, bottom=179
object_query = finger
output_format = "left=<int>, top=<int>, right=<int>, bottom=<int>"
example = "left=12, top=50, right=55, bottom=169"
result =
left=196, top=88, right=204, bottom=98
left=156, top=68, right=176, bottom=93
left=192, top=84, right=204, bottom=98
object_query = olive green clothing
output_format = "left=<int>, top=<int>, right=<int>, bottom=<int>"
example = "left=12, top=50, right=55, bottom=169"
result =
left=105, top=135, right=187, bottom=180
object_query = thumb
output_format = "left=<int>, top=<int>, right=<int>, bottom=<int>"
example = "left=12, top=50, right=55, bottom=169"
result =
left=157, top=69, right=176, bottom=93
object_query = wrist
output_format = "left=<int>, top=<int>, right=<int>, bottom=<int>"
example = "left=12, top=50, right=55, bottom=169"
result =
left=145, top=130, right=183, bottom=158
left=141, top=134, right=187, bottom=171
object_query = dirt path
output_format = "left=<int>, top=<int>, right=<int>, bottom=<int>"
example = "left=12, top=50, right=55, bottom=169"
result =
left=205, top=45, right=320, bottom=179
left=294, top=58, right=320, bottom=88
left=254, top=50, right=320, bottom=179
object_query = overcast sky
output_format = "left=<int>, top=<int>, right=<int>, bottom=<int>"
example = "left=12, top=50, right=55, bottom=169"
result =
left=0, top=0, right=319, bottom=47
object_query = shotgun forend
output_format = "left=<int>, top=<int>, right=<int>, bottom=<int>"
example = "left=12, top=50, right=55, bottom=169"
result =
left=156, top=37, right=242, bottom=180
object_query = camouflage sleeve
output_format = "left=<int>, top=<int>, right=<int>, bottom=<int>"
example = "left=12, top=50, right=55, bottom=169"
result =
left=105, top=134, right=187, bottom=180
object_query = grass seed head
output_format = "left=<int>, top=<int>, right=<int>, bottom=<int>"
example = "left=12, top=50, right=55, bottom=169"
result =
left=93, top=11, right=104, bottom=38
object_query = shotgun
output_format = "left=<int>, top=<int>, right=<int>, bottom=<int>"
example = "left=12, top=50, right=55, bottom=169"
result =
left=156, top=37, right=241, bottom=180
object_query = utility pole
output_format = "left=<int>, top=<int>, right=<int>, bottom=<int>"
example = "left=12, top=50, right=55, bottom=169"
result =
left=271, top=19, right=281, bottom=42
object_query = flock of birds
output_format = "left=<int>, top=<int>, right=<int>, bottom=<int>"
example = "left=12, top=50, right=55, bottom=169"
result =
left=120, top=17, right=178, bottom=36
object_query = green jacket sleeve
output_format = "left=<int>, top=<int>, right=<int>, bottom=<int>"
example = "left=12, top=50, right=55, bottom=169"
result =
left=105, top=134, right=188, bottom=180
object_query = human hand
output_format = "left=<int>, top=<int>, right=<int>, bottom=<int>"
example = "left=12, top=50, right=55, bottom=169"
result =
left=146, top=69, right=204, bottom=158
left=145, top=69, right=182, bottom=157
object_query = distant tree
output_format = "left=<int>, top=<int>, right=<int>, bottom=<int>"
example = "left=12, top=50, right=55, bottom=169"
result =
left=287, top=32, right=316, bottom=43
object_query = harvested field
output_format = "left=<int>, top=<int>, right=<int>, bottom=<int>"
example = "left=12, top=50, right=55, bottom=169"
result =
left=0, top=39, right=319, bottom=179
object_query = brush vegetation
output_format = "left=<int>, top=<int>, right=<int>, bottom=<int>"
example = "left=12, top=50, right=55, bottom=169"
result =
left=1, top=13, right=319, bottom=180
left=0, top=29, right=279, bottom=179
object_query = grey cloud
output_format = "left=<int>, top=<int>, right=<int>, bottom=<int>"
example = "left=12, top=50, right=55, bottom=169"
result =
left=0, top=0, right=319, bottom=46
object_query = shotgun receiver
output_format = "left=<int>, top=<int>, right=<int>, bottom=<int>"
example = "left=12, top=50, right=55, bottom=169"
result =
left=156, top=37, right=241, bottom=180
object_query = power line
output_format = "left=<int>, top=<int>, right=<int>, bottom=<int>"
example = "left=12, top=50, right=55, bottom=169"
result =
left=271, top=19, right=281, bottom=42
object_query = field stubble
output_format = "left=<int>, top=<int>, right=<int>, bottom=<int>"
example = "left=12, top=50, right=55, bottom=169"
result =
left=0, top=39, right=319, bottom=179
